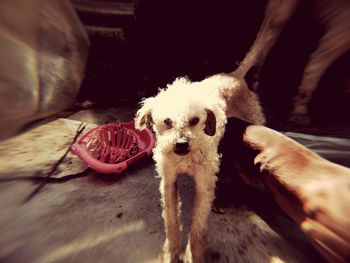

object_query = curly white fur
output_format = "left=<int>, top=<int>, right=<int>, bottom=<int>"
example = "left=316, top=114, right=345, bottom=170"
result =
left=135, top=73, right=264, bottom=263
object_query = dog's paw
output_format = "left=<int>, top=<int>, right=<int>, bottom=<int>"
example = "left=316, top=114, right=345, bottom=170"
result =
left=161, top=242, right=180, bottom=263
left=160, top=252, right=180, bottom=263
left=180, top=245, right=193, bottom=263
left=212, top=204, right=225, bottom=214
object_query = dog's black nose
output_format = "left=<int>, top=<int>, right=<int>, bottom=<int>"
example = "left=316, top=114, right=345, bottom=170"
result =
left=174, top=141, right=190, bottom=155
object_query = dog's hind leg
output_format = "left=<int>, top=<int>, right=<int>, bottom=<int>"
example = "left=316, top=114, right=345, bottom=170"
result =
left=290, top=11, right=350, bottom=124
left=233, top=0, right=299, bottom=79
left=182, top=168, right=217, bottom=263
left=159, top=169, right=181, bottom=263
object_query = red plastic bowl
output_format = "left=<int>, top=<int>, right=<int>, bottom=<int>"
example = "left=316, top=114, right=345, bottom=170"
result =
left=71, top=122, right=155, bottom=174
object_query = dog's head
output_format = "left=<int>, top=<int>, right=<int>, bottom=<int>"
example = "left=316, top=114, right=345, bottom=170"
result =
left=135, top=78, right=219, bottom=156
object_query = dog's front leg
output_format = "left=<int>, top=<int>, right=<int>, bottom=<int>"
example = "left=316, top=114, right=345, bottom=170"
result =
left=183, top=167, right=217, bottom=263
left=159, top=167, right=181, bottom=263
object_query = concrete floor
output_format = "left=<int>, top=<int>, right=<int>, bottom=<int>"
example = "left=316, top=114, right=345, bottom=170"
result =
left=1, top=105, right=346, bottom=263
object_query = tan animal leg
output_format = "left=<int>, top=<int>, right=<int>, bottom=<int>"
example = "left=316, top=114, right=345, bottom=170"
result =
left=290, top=4, right=350, bottom=124
left=159, top=168, right=181, bottom=263
left=182, top=168, right=217, bottom=263
left=234, top=0, right=299, bottom=78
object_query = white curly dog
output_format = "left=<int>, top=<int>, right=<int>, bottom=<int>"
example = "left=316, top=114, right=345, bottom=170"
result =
left=135, top=74, right=265, bottom=263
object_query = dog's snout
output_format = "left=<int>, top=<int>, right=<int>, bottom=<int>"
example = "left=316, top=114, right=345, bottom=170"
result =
left=174, top=138, right=190, bottom=155
left=175, top=141, right=189, bottom=151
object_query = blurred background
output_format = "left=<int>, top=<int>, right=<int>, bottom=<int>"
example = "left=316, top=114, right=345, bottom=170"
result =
left=0, top=1, right=349, bottom=263
left=75, top=0, right=350, bottom=130
left=0, top=0, right=349, bottom=139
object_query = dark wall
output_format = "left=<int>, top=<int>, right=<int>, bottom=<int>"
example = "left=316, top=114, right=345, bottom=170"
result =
left=134, top=0, right=267, bottom=85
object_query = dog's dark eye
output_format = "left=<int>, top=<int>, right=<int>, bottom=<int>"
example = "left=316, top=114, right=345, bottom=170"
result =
left=164, top=118, right=172, bottom=128
left=189, top=117, right=199, bottom=126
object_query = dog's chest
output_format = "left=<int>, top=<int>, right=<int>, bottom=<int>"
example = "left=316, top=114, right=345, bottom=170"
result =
left=166, top=153, right=219, bottom=176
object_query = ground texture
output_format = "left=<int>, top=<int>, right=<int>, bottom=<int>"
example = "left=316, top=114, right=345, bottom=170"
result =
left=1, top=105, right=349, bottom=263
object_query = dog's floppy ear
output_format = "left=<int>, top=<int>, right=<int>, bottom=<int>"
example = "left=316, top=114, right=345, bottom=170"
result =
left=135, top=97, right=154, bottom=130
left=204, top=109, right=216, bottom=136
